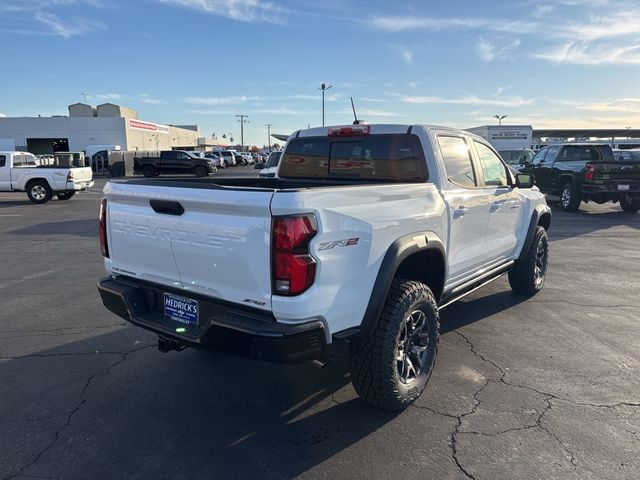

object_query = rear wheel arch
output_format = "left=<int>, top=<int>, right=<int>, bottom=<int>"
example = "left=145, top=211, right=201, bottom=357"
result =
left=346, top=232, right=446, bottom=339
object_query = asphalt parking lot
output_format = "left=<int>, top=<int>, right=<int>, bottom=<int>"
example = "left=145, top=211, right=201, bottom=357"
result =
left=1, top=169, right=639, bottom=480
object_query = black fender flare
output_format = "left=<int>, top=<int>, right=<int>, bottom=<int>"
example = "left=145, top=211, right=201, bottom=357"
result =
left=518, top=204, right=551, bottom=262
left=334, top=231, right=446, bottom=339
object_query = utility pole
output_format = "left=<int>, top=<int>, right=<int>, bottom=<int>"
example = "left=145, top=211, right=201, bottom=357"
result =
left=236, top=114, right=249, bottom=151
left=494, top=114, right=508, bottom=126
left=319, top=83, right=333, bottom=126
left=82, top=92, right=88, bottom=104
left=266, top=123, right=272, bottom=150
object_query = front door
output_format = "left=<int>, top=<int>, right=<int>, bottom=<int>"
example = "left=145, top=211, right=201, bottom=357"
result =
left=472, top=140, right=525, bottom=263
left=435, top=134, right=491, bottom=285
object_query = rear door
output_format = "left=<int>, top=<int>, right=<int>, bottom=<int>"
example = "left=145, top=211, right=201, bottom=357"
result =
left=104, top=181, right=275, bottom=309
left=0, top=154, right=10, bottom=190
left=472, top=140, right=524, bottom=263
left=436, top=135, right=491, bottom=284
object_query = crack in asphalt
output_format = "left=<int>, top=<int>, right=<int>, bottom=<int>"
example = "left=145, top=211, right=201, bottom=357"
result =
left=431, top=330, right=626, bottom=479
left=2, top=345, right=154, bottom=480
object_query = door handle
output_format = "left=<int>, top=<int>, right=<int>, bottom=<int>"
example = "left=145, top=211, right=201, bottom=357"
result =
left=453, top=207, right=469, bottom=218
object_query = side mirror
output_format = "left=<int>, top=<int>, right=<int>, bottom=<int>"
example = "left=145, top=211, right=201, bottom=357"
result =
left=515, top=173, right=535, bottom=189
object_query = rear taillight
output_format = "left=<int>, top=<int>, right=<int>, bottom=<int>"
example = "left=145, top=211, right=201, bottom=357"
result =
left=99, top=198, right=109, bottom=258
left=585, top=163, right=595, bottom=181
left=66, top=171, right=73, bottom=182
left=272, top=215, right=317, bottom=295
left=328, top=125, right=370, bottom=137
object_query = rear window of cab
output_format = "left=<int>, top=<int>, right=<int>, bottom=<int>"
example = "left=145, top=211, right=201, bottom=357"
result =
left=279, top=134, right=428, bottom=182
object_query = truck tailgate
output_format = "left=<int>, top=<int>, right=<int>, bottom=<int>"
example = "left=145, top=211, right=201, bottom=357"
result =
left=104, top=181, right=275, bottom=310
left=594, top=161, right=640, bottom=180
left=70, top=166, right=93, bottom=183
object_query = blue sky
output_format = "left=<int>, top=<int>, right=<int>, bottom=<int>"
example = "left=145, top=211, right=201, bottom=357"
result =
left=1, top=0, right=639, bottom=146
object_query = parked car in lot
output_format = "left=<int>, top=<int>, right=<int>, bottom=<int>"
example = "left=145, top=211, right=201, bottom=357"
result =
left=255, top=150, right=281, bottom=177
left=0, top=151, right=94, bottom=204
left=218, top=151, right=237, bottom=168
left=98, top=123, right=551, bottom=411
left=204, top=152, right=224, bottom=168
left=236, top=152, right=253, bottom=165
left=521, top=143, right=640, bottom=212
left=134, top=150, right=217, bottom=177
left=498, top=149, right=535, bottom=168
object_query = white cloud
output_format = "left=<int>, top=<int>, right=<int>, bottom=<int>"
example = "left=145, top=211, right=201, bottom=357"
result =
left=408, top=81, right=421, bottom=90
left=0, top=112, right=5, bottom=117
left=185, top=95, right=262, bottom=105
left=398, top=46, right=413, bottom=64
left=88, top=93, right=123, bottom=101
left=477, top=38, right=521, bottom=62
left=400, top=95, right=533, bottom=107
left=560, top=11, right=640, bottom=41
left=158, top=0, right=286, bottom=24
left=360, top=97, right=390, bottom=103
left=369, top=15, right=536, bottom=35
left=535, top=41, right=640, bottom=65
left=492, top=85, right=515, bottom=97
left=138, top=95, right=165, bottom=105
left=32, top=11, right=105, bottom=37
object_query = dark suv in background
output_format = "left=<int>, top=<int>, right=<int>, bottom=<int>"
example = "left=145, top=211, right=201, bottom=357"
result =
left=521, top=143, right=640, bottom=212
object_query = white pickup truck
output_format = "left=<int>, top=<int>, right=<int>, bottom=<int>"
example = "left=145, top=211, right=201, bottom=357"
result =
left=0, top=151, right=94, bottom=204
left=97, top=124, right=551, bottom=410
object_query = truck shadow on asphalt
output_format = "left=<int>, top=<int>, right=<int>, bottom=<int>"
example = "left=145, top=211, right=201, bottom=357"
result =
left=3, top=288, right=530, bottom=479
left=10, top=218, right=97, bottom=237
left=440, top=289, right=529, bottom=333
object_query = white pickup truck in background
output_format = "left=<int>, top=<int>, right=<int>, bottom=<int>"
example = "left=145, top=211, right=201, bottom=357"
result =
left=98, top=124, right=551, bottom=410
left=0, top=151, right=94, bottom=204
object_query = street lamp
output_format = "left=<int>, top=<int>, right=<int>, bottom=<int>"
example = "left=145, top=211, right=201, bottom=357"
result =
left=82, top=92, right=88, bottom=104
left=494, top=114, right=508, bottom=126
left=319, top=83, right=333, bottom=127
left=266, top=123, right=272, bottom=150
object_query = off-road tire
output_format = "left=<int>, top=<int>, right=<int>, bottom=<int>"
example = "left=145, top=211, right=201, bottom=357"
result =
left=620, top=196, right=640, bottom=213
left=26, top=180, right=53, bottom=204
left=56, top=191, right=75, bottom=201
left=560, top=182, right=581, bottom=212
left=142, top=165, right=155, bottom=178
left=509, top=226, right=549, bottom=295
left=349, top=279, right=440, bottom=411
left=194, top=166, right=208, bottom=177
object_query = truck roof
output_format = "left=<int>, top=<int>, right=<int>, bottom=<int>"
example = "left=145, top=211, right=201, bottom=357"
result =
left=294, top=124, right=473, bottom=139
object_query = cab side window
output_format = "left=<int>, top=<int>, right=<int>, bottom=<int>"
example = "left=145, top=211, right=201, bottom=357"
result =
left=0, top=155, right=5, bottom=167
left=530, top=148, right=548, bottom=166
left=473, top=141, right=509, bottom=187
left=437, top=136, right=477, bottom=188
left=544, top=146, right=560, bottom=163
left=13, top=155, right=25, bottom=167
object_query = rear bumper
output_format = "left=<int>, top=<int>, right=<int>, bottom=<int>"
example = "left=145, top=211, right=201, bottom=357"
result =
left=582, top=181, right=640, bottom=196
left=67, top=180, right=94, bottom=191
left=97, top=276, right=326, bottom=364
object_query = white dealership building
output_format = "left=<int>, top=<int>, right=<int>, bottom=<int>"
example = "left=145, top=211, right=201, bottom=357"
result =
left=0, top=103, right=223, bottom=154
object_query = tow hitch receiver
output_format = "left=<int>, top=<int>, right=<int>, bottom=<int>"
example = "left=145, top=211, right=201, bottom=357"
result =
left=158, top=336, right=188, bottom=353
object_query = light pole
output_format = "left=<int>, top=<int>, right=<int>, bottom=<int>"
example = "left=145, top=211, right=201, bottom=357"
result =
left=82, top=92, right=88, bottom=104
left=494, top=114, right=508, bottom=126
left=236, top=114, right=249, bottom=151
left=319, top=83, right=333, bottom=127
left=266, top=123, right=272, bottom=150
